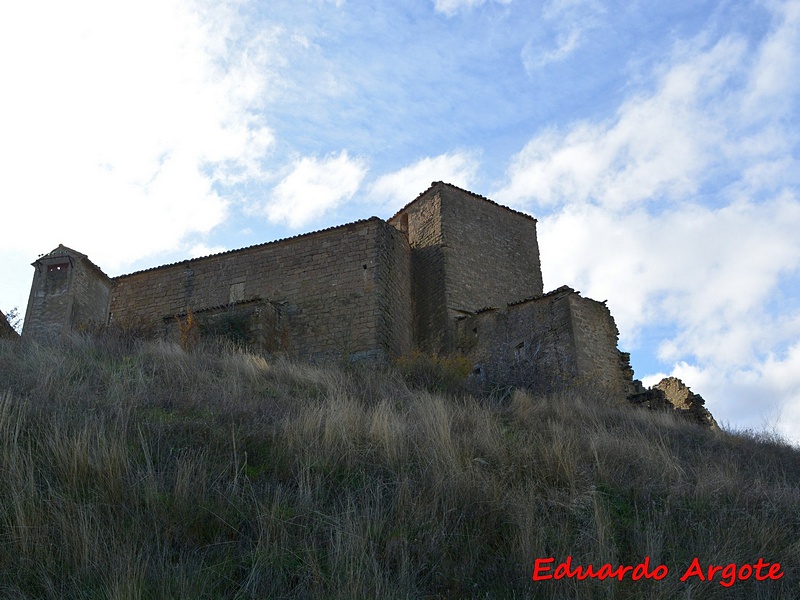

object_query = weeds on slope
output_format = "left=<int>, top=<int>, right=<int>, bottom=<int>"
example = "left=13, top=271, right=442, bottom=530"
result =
left=0, top=335, right=798, bottom=599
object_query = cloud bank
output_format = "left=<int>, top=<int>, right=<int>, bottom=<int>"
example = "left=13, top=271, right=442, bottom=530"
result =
left=0, top=0, right=275, bottom=269
left=495, top=0, right=800, bottom=440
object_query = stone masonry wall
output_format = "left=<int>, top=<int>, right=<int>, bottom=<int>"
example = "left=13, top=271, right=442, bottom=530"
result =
left=455, top=287, right=578, bottom=389
left=568, top=294, right=634, bottom=395
left=71, top=259, right=113, bottom=332
left=438, top=184, right=543, bottom=317
left=111, top=218, right=408, bottom=360
left=23, top=247, right=112, bottom=341
left=374, top=220, right=413, bottom=357
left=24, top=260, right=72, bottom=340
left=388, top=188, right=447, bottom=353
left=455, top=286, right=634, bottom=395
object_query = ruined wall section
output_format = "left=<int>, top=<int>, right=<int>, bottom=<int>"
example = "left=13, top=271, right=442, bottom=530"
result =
left=455, top=287, right=578, bottom=389
left=111, top=219, right=402, bottom=360
left=439, top=184, right=543, bottom=319
left=23, top=246, right=112, bottom=340
left=0, top=309, right=19, bottom=339
left=388, top=190, right=447, bottom=353
left=568, top=294, right=635, bottom=395
left=456, top=286, right=635, bottom=395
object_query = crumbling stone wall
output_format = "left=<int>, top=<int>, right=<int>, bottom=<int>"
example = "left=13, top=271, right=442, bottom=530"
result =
left=567, top=293, right=633, bottom=393
left=110, top=218, right=411, bottom=361
left=628, top=377, right=718, bottom=428
left=390, top=182, right=543, bottom=353
left=455, top=286, right=635, bottom=395
left=0, top=309, right=19, bottom=339
left=22, top=246, right=112, bottom=341
left=456, top=287, right=577, bottom=390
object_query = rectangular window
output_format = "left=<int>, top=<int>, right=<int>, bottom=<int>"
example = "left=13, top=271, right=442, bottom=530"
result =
left=229, top=282, right=245, bottom=304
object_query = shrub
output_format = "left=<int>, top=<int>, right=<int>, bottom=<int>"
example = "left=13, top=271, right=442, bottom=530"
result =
left=175, top=309, right=199, bottom=351
left=394, top=351, right=471, bottom=395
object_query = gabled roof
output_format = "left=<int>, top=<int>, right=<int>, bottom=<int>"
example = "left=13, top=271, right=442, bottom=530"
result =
left=38, top=244, right=87, bottom=260
left=115, top=217, right=383, bottom=279
left=389, top=181, right=537, bottom=223
left=34, top=244, right=111, bottom=280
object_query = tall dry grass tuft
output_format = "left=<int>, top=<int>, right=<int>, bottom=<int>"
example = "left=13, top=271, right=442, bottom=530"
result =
left=0, top=335, right=798, bottom=598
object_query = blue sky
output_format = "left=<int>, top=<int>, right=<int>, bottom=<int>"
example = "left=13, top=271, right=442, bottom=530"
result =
left=1, top=0, right=799, bottom=441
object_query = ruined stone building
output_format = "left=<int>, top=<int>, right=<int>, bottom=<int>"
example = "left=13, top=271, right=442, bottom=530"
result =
left=23, top=182, right=639, bottom=396
left=0, top=309, right=19, bottom=340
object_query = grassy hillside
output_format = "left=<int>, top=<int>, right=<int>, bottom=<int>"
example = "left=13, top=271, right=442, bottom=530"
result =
left=0, top=335, right=798, bottom=599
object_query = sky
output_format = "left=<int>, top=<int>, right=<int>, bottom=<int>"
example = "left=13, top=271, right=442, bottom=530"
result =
left=1, top=0, right=799, bottom=442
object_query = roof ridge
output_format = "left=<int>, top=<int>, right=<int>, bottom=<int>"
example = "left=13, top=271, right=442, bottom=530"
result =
left=389, top=181, right=537, bottom=223
left=114, top=216, right=383, bottom=279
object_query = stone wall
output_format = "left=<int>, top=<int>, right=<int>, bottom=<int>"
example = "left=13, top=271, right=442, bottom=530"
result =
left=455, top=286, right=634, bottom=395
left=0, top=309, right=19, bottom=339
left=438, top=183, right=543, bottom=315
left=22, top=246, right=112, bottom=341
left=374, top=220, right=413, bottom=357
left=110, top=218, right=411, bottom=360
left=568, top=294, right=634, bottom=394
left=455, top=287, right=578, bottom=390
left=389, top=187, right=447, bottom=353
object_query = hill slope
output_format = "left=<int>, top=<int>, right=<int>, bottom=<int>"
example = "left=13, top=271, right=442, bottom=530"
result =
left=0, top=336, right=798, bottom=599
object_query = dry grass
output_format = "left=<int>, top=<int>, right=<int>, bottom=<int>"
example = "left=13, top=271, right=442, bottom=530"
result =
left=0, top=334, right=798, bottom=599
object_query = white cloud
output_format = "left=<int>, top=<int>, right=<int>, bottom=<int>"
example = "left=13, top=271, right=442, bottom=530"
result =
left=521, top=0, right=604, bottom=71
left=262, top=151, right=367, bottom=228
left=188, top=243, right=228, bottom=258
left=501, top=35, right=759, bottom=208
left=538, top=195, right=800, bottom=357
left=662, top=350, right=800, bottom=446
left=433, top=0, right=511, bottom=17
left=369, top=151, right=480, bottom=212
left=0, top=0, right=275, bottom=270
left=497, top=0, right=800, bottom=440
left=502, top=1, right=800, bottom=210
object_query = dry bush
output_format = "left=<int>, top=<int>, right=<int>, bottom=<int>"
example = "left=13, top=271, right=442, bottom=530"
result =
left=394, top=350, right=471, bottom=395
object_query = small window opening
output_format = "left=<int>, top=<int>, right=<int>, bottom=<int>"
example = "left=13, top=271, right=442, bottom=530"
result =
left=47, top=263, right=69, bottom=273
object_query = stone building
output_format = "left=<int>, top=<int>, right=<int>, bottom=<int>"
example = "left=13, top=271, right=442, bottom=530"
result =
left=0, top=309, right=19, bottom=339
left=21, top=182, right=638, bottom=396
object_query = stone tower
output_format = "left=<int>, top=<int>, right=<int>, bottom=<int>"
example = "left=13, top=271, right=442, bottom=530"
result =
left=389, top=182, right=543, bottom=353
left=22, top=245, right=113, bottom=340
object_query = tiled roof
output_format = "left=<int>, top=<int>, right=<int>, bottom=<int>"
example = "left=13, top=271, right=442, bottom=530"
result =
left=389, top=181, right=537, bottom=223
left=36, top=244, right=111, bottom=280
left=114, top=217, right=382, bottom=279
